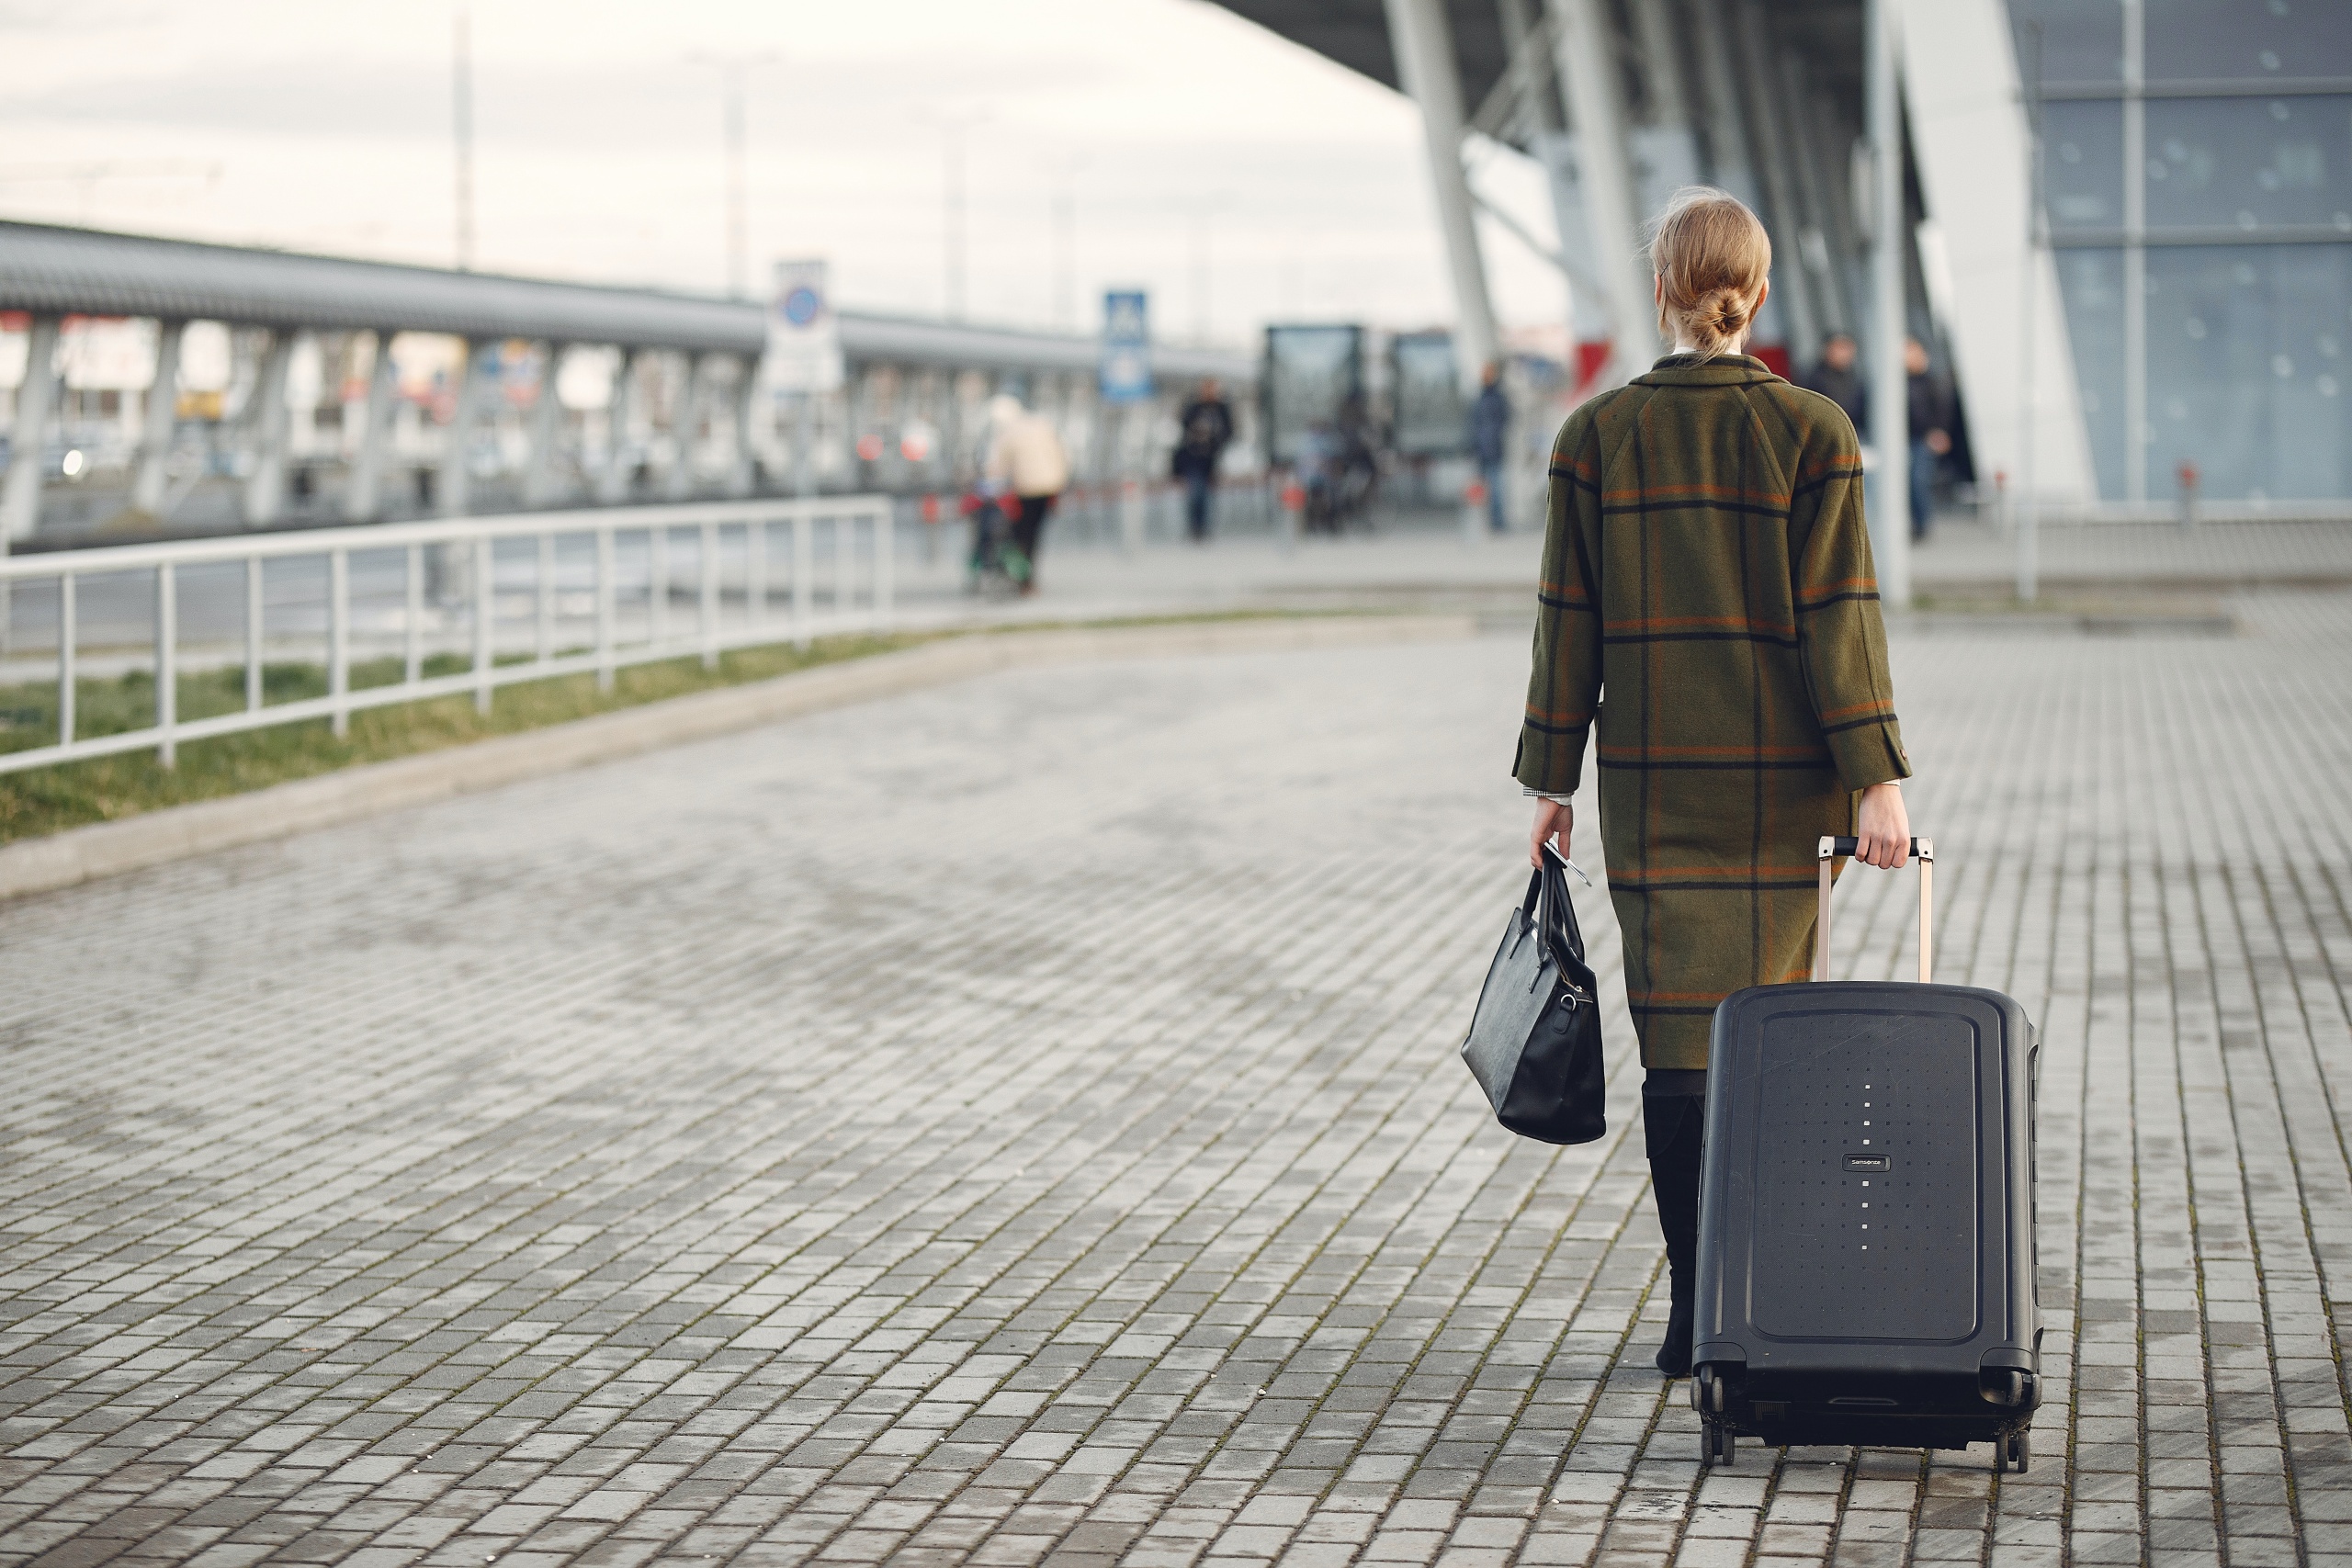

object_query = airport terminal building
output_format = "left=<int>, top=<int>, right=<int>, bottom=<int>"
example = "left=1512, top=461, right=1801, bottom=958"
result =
left=1216, top=0, right=2352, bottom=513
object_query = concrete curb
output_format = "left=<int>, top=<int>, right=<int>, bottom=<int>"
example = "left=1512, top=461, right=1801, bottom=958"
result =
left=0, top=613, right=1480, bottom=902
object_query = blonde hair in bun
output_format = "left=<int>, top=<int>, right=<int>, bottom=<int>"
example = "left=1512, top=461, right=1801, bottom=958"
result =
left=1648, top=186, right=1771, bottom=361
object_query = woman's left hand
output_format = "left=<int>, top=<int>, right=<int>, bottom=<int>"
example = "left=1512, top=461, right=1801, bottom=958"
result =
left=1530, top=798, right=1573, bottom=867
left=1854, top=782, right=1910, bottom=869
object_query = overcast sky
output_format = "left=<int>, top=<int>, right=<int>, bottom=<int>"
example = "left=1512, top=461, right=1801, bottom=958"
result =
left=0, top=0, right=1568, bottom=348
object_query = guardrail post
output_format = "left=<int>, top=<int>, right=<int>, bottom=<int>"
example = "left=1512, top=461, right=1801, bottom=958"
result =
left=246, top=557, right=265, bottom=711
left=56, top=575, right=74, bottom=750
left=404, top=544, right=423, bottom=686
left=792, top=512, right=813, bottom=650
left=873, top=505, right=894, bottom=631
left=651, top=525, right=671, bottom=649
left=699, top=519, right=718, bottom=670
left=330, top=548, right=351, bottom=738
left=155, top=561, right=177, bottom=768
left=536, top=531, right=555, bottom=664
left=596, top=526, right=616, bottom=694
left=748, top=518, right=768, bottom=632
left=473, top=535, right=493, bottom=715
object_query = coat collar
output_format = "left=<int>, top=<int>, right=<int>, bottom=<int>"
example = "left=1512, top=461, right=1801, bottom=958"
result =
left=1631, top=354, right=1781, bottom=387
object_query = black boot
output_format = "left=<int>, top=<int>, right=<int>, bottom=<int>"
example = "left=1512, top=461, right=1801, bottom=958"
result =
left=1644, top=1071, right=1707, bottom=1378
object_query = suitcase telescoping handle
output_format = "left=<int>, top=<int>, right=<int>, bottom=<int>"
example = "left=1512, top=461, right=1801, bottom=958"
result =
left=1815, top=835, right=1935, bottom=984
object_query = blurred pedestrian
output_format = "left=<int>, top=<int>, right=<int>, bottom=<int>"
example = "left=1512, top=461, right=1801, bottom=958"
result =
left=1905, top=338, right=1953, bottom=541
left=1798, top=332, right=1868, bottom=436
left=1467, top=360, right=1512, bottom=533
left=1171, top=378, right=1235, bottom=543
left=1297, top=420, right=1341, bottom=535
left=984, top=393, right=1069, bottom=595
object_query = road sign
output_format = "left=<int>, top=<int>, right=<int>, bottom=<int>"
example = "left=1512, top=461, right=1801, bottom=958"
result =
left=1100, top=288, right=1152, bottom=404
left=768, top=258, right=843, bottom=394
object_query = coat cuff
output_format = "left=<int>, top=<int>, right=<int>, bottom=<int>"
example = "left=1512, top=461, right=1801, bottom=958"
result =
left=1827, top=718, right=1912, bottom=791
left=1513, top=724, right=1589, bottom=795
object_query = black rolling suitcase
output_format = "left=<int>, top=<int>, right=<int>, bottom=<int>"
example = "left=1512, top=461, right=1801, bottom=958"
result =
left=1691, top=835, right=2041, bottom=1472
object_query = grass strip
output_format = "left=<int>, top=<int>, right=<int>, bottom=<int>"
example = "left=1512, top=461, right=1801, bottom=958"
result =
left=0, top=610, right=1370, bottom=845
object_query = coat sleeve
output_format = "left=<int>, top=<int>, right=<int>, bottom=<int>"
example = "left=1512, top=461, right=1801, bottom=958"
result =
left=1792, top=414, right=1912, bottom=791
left=1513, top=410, right=1603, bottom=795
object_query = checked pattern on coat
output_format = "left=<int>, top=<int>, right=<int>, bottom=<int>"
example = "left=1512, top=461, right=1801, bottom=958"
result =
left=1514, top=355, right=1911, bottom=1069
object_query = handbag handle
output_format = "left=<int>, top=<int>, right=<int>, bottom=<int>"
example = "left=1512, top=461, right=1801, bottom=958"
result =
left=1537, top=843, right=1588, bottom=968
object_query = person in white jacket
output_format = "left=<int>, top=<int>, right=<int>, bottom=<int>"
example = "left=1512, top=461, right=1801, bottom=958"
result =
left=984, top=393, right=1069, bottom=594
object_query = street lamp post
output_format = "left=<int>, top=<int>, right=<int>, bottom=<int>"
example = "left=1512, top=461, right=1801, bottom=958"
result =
left=687, top=51, right=778, bottom=299
left=453, top=5, right=474, bottom=271
left=925, top=109, right=989, bottom=322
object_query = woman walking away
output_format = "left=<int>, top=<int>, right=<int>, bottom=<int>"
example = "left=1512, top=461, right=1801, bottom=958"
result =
left=1515, top=188, right=1914, bottom=1378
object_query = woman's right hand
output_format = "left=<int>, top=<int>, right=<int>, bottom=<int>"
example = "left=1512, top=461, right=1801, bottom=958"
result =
left=1854, top=782, right=1910, bottom=869
left=1530, top=797, right=1573, bottom=868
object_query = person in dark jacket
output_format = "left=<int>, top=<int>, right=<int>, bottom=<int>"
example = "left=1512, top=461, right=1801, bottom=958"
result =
left=1467, top=360, right=1511, bottom=533
left=1171, top=379, right=1235, bottom=542
left=1799, top=332, right=1868, bottom=436
left=1905, top=337, right=1953, bottom=541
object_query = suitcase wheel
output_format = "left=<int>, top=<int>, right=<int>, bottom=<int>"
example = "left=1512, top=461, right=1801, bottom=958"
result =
left=1701, top=1418, right=1735, bottom=1467
left=2000, top=1429, right=2030, bottom=1473
left=1692, top=1365, right=1726, bottom=1415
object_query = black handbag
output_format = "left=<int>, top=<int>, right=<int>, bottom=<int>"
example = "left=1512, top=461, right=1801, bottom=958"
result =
left=1460, top=841, right=1607, bottom=1145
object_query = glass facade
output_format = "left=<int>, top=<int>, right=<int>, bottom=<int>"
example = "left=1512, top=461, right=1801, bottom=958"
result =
left=2143, top=0, right=2352, bottom=84
left=2144, top=245, right=2351, bottom=499
left=2009, top=0, right=2352, bottom=501
left=2143, top=96, right=2352, bottom=232
left=2055, top=248, right=2132, bottom=496
left=2045, top=102, right=2126, bottom=230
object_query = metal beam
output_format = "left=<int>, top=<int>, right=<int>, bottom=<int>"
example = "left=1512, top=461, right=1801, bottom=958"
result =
left=1382, top=0, right=1501, bottom=385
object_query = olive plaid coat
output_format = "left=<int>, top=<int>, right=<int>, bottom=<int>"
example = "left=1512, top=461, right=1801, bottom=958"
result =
left=1514, top=355, right=1911, bottom=1069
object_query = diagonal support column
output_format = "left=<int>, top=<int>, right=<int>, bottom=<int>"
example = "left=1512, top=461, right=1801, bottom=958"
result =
left=1685, top=0, right=1789, bottom=352
left=523, top=341, right=568, bottom=508
left=665, top=352, right=705, bottom=502
left=727, top=355, right=759, bottom=499
left=1731, top=0, right=1825, bottom=364
left=1866, top=0, right=1912, bottom=604
left=1547, top=0, right=1653, bottom=389
left=600, top=347, right=640, bottom=504
left=131, top=320, right=185, bottom=517
left=242, top=331, right=296, bottom=528
left=3, top=315, right=62, bottom=546
left=440, top=338, right=488, bottom=518
left=345, top=331, right=400, bottom=522
left=1381, top=0, right=1500, bottom=386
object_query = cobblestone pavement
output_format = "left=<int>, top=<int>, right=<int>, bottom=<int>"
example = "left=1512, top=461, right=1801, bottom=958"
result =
left=4, top=592, right=2351, bottom=1567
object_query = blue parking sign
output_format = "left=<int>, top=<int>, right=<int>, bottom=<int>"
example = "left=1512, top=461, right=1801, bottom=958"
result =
left=1101, top=289, right=1152, bottom=404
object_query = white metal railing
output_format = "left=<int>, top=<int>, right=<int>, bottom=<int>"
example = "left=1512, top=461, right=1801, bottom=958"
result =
left=0, top=495, right=893, bottom=775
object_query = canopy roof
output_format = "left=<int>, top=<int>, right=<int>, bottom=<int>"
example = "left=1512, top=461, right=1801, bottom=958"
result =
left=0, top=220, right=1254, bottom=380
